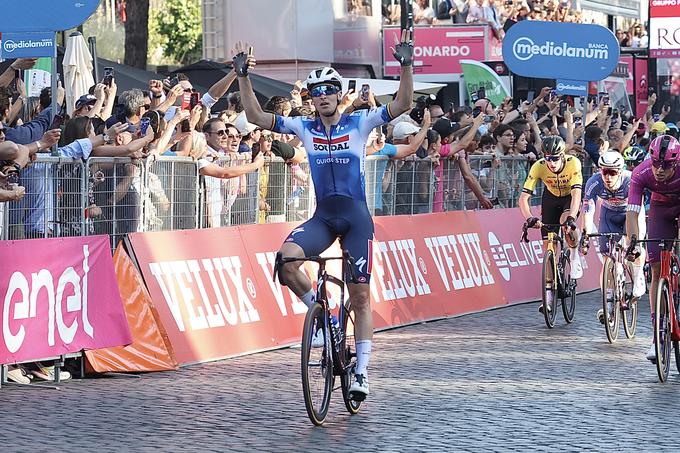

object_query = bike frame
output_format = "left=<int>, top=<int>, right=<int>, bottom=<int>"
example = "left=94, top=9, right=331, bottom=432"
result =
left=273, top=251, right=357, bottom=375
left=634, top=239, right=680, bottom=341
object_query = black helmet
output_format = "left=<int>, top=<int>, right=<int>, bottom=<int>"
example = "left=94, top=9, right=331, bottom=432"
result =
left=542, top=135, right=566, bottom=156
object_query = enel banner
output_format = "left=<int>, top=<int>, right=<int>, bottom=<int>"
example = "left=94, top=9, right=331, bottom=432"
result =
left=0, top=235, right=132, bottom=364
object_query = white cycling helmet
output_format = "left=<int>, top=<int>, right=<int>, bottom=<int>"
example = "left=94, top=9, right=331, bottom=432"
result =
left=305, top=67, right=343, bottom=90
left=598, top=151, right=625, bottom=170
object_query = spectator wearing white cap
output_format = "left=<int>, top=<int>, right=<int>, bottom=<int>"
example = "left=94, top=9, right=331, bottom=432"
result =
left=235, top=112, right=261, bottom=154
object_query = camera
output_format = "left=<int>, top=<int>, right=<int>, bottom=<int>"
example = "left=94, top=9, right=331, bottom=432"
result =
left=409, top=94, right=436, bottom=124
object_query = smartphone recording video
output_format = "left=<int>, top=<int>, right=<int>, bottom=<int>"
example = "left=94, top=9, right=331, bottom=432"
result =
left=103, top=67, right=114, bottom=87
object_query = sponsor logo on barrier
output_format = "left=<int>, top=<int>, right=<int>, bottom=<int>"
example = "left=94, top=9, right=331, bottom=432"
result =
left=423, top=233, right=494, bottom=291
left=487, top=232, right=544, bottom=282
left=148, top=256, right=261, bottom=332
left=3, top=245, right=94, bottom=354
left=371, top=239, right=431, bottom=301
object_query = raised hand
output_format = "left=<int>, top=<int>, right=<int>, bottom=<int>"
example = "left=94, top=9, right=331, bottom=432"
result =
left=232, top=41, right=256, bottom=77
left=391, top=29, right=413, bottom=67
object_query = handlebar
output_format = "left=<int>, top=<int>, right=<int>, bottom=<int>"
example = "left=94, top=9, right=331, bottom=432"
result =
left=272, top=250, right=359, bottom=284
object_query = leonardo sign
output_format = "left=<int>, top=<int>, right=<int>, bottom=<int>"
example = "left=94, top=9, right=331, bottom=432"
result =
left=503, top=20, right=620, bottom=81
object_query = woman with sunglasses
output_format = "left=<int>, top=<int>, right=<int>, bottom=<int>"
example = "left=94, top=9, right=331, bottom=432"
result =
left=581, top=152, right=646, bottom=325
left=518, top=135, right=584, bottom=314
left=626, top=134, right=680, bottom=362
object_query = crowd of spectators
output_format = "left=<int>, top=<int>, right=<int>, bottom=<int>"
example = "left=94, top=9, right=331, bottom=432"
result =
left=1, top=50, right=678, bottom=382
left=384, top=0, right=587, bottom=30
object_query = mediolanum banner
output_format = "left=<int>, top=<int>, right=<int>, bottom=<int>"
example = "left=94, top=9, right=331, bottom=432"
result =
left=502, top=20, right=620, bottom=81
left=127, top=209, right=602, bottom=366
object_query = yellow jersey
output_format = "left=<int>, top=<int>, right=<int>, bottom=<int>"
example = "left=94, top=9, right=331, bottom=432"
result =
left=522, top=156, right=583, bottom=198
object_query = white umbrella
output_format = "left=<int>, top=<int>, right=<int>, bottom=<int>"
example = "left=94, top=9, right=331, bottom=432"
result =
left=63, top=32, right=95, bottom=116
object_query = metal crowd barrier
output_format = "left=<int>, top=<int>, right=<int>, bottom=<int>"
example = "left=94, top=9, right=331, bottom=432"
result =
left=1, top=154, right=595, bottom=242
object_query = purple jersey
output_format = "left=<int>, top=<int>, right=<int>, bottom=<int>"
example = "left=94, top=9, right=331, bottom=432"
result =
left=627, top=159, right=680, bottom=212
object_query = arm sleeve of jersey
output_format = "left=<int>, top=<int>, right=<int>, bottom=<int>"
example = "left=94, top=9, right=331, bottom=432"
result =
left=271, top=115, right=303, bottom=136
left=359, top=106, right=394, bottom=134
left=582, top=174, right=599, bottom=213
left=522, top=161, right=540, bottom=195
left=570, top=157, right=583, bottom=190
left=627, top=169, right=644, bottom=212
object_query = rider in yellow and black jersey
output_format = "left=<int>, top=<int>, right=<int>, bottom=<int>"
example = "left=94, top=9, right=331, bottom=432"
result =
left=523, top=154, right=583, bottom=198
left=519, top=136, right=584, bottom=283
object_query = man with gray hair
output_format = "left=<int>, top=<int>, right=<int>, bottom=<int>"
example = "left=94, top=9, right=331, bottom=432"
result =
left=106, top=89, right=151, bottom=132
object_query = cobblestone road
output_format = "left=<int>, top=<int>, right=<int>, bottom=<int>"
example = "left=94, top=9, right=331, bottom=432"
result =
left=2, top=291, right=679, bottom=452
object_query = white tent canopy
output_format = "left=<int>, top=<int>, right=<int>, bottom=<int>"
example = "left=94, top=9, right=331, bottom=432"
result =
left=340, top=78, right=445, bottom=103
left=63, top=32, right=95, bottom=116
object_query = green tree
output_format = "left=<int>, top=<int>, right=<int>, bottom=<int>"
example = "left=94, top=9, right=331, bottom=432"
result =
left=153, top=0, right=203, bottom=65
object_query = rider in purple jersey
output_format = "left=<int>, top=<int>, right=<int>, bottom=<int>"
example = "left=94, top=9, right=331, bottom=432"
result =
left=231, top=32, right=414, bottom=400
left=626, top=135, right=680, bottom=362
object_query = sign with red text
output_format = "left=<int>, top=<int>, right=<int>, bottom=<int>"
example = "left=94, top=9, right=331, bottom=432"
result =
left=128, top=209, right=600, bottom=366
left=383, top=25, right=491, bottom=79
left=650, top=1, right=680, bottom=57
left=0, top=236, right=131, bottom=364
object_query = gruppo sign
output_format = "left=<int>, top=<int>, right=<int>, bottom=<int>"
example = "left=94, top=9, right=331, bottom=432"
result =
left=502, top=21, right=620, bottom=82
left=649, top=0, right=680, bottom=57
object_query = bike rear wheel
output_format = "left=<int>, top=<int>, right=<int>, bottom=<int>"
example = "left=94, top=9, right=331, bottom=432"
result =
left=622, top=264, right=637, bottom=339
left=601, top=257, right=620, bottom=343
left=340, top=305, right=362, bottom=415
left=654, top=278, right=672, bottom=383
left=561, top=252, right=576, bottom=324
left=542, top=249, right=557, bottom=328
left=301, top=303, right=334, bottom=425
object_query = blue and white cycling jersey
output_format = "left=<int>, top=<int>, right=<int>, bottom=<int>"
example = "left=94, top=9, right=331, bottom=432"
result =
left=583, top=170, right=632, bottom=213
left=271, top=106, right=394, bottom=203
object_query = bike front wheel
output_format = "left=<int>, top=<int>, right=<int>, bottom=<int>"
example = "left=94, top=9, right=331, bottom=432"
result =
left=301, top=303, right=334, bottom=425
left=622, top=264, right=637, bottom=339
left=601, top=257, right=620, bottom=343
left=654, top=278, right=672, bottom=383
left=542, top=249, right=558, bottom=328
left=561, top=252, right=576, bottom=324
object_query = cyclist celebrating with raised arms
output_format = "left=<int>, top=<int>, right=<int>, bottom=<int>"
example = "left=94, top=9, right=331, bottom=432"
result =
left=519, top=136, right=584, bottom=314
left=231, top=31, right=414, bottom=400
left=581, top=152, right=646, bottom=324
left=626, top=135, right=680, bottom=362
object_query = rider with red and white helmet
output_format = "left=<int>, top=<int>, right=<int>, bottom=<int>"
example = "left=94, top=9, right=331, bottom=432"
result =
left=626, top=134, right=680, bottom=362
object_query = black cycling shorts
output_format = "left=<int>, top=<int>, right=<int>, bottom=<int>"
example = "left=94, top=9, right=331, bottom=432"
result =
left=540, top=190, right=578, bottom=240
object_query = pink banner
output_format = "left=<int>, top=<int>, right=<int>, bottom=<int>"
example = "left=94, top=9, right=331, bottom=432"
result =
left=0, top=236, right=132, bottom=364
left=634, top=57, right=649, bottom=119
left=383, top=26, right=490, bottom=77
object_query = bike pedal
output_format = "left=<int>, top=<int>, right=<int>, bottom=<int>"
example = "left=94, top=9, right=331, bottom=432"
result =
left=349, top=392, right=366, bottom=402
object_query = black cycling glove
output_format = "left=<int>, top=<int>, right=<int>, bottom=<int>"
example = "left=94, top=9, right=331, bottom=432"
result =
left=233, top=52, right=250, bottom=77
left=392, top=40, right=414, bottom=67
